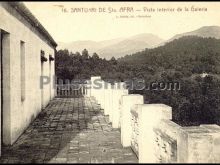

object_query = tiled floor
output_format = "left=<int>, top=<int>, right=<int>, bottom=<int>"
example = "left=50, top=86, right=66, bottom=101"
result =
left=0, top=97, right=138, bottom=163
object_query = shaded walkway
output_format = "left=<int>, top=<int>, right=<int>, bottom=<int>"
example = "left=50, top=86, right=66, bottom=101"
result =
left=0, top=97, right=137, bottom=163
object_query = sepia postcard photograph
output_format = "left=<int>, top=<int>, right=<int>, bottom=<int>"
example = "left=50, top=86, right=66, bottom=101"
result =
left=0, top=1, right=220, bottom=163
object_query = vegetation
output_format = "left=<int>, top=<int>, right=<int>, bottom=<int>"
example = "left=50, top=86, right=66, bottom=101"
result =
left=55, top=36, right=220, bottom=126
left=55, top=49, right=118, bottom=81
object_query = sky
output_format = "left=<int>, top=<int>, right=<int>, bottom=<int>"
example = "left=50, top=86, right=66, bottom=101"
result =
left=24, top=2, right=220, bottom=43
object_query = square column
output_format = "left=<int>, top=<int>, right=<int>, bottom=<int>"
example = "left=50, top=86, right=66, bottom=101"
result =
left=121, top=94, right=144, bottom=147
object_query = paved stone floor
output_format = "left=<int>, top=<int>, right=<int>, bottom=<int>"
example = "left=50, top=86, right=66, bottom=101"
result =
left=0, top=97, right=138, bottom=163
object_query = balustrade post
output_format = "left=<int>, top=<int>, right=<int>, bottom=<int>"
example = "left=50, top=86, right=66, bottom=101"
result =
left=121, top=94, right=144, bottom=147
left=112, top=82, right=128, bottom=128
left=104, top=82, right=110, bottom=115
left=138, top=104, right=172, bottom=163
left=108, top=83, right=114, bottom=123
left=85, top=80, right=91, bottom=97
left=99, top=80, right=105, bottom=109
left=118, top=91, right=125, bottom=128
left=91, top=76, right=101, bottom=101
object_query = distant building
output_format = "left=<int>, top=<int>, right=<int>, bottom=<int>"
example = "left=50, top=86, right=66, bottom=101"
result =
left=0, top=1, right=57, bottom=151
left=200, top=72, right=208, bottom=78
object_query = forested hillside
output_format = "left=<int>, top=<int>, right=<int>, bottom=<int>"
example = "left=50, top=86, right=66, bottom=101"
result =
left=119, top=36, right=220, bottom=76
left=55, top=49, right=118, bottom=81
left=55, top=36, right=220, bottom=126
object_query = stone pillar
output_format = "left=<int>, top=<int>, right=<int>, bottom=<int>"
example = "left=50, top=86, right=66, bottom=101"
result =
left=145, top=119, right=181, bottom=163
left=138, top=104, right=172, bottom=163
left=99, top=80, right=105, bottom=109
left=85, top=80, right=91, bottom=97
left=84, top=84, right=87, bottom=96
left=121, top=94, right=144, bottom=147
left=90, top=76, right=101, bottom=100
left=112, top=82, right=128, bottom=128
left=178, top=124, right=220, bottom=163
left=104, top=82, right=110, bottom=115
left=118, top=89, right=128, bottom=128
left=108, top=83, right=114, bottom=123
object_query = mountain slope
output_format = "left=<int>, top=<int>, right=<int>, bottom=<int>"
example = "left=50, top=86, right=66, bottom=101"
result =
left=118, top=36, right=220, bottom=75
left=58, top=40, right=100, bottom=54
left=162, top=26, right=220, bottom=45
left=96, top=33, right=164, bottom=59
left=57, top=33, right=164, bottom=59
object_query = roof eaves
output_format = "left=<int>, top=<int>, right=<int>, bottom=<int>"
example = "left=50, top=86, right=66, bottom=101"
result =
left=8, top=2, right=57, bottom=48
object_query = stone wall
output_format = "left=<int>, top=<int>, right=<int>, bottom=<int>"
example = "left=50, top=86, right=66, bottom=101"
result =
left=0, top=3, right=56, bottom=145
left=179, top=124, right=220, bottom=163
left=88, top=76, right=220, bottom=163
left=153, top=120, right=179, bottom=163
left=131, top=106, right=139, bottom=157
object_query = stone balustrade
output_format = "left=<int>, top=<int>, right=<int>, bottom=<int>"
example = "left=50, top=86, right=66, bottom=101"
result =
left=88, top=76, right=220, bottom=163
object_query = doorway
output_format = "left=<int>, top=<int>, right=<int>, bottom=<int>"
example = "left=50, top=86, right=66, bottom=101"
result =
left=0, top=30, right=10, bottom=146
left=0, top=30, right=2, bottom=155
left=0, top=30, right=10, bottom=150
left=41, top=59, right=44, bottom=109
left=49, top=60, right=51, bottom=100
left=41, top=50, right=46, bottom=109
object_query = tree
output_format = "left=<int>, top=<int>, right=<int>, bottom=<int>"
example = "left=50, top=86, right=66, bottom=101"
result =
left=110, top=57, right=117, bottom=65
left=75, top=51, right=81, bottom=56
left=92, top=52, right=99, bottom=60
left=82, top=49, right=89, bottom=59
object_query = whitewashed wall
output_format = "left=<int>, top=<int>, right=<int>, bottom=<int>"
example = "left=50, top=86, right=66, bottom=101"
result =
left=0, top=3, right=56, bottom=145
